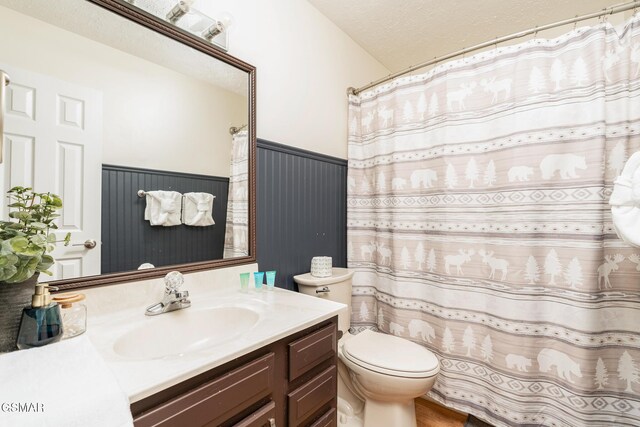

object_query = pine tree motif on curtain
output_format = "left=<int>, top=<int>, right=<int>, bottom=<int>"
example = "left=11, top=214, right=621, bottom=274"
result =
left=347, top=14, right=640, bottom=427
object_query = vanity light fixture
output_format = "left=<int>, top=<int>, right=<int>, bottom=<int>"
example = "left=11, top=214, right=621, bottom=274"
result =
left=127, top=0, right=232, bottom=50
left=166, top=0, right=194, bottom=24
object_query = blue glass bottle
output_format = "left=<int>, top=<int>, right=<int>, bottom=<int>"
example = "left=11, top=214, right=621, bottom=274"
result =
left=16, top=284, right=63, bottom=349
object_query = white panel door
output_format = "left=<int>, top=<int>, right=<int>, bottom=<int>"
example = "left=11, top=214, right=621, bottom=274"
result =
left=1, top=64, right=103, bottom=281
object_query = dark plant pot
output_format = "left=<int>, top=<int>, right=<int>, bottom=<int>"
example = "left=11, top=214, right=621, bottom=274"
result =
left=0, top=274, right=39, bottom=353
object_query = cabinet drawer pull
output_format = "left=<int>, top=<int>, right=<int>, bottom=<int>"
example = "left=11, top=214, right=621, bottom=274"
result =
left=268, top=418, right=276, bottom=427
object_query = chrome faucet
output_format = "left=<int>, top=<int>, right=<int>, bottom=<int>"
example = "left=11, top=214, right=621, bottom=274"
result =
left=145, top=271, right=191, bottom=316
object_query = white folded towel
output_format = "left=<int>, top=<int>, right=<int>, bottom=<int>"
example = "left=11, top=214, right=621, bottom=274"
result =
left=610, top=151, right=640, bottom=247
left=144, top=190, right=182, bottom=226
left=182, top=192, right=215, bottom=226
left=0, top=336, right=133, bottom=427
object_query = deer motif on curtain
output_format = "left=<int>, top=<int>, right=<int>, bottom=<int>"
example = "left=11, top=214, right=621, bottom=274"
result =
left=347, top=15, right=640, bottom=427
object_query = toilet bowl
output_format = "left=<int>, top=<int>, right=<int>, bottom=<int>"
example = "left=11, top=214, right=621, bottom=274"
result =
left=294, top=268, right=440, bottom=427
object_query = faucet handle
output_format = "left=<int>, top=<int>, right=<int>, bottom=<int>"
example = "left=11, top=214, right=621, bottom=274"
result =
left=164, top=271, right=184, bottom=294
left=175, top=290, right=189, bottom=300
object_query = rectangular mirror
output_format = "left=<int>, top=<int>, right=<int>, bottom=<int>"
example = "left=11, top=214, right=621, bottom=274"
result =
left=0, top=0, right=256, bottom=290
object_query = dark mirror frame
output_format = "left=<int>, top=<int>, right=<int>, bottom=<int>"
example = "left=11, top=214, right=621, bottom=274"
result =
left=53, top=0, right=257, bottom=291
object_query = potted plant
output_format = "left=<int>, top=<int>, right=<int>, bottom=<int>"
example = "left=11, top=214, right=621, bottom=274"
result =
left=0, top=186, right=69, bottom=352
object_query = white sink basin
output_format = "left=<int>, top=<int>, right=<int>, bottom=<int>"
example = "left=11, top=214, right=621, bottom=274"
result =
left=113, top=307, right=260, bottom=359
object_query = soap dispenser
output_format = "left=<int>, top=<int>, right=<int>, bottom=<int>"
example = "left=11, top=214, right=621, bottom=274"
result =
left=15, top=283, right=64, bottom=349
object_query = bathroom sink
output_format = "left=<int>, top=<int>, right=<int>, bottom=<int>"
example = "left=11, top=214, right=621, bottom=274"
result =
left=113, top=307, right=259, bottom=359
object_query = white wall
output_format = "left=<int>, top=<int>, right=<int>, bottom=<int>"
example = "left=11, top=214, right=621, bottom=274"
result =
left=197, top=0, right=390, bottom=159
left=0, top=5, right=246, bottom=177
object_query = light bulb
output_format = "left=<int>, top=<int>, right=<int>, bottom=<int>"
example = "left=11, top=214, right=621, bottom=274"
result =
left=218, top=12, right=235, bottom=33
left=166, top=0, right=195, bottom=23
left=202, top=12, right=235, bottom=41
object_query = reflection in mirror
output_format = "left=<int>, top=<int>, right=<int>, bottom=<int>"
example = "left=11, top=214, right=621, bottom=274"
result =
left=0, top=0, right=250, bottom=283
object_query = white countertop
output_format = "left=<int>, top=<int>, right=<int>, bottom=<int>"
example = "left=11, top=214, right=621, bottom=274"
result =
left=82, top=264, right=346, bottom=403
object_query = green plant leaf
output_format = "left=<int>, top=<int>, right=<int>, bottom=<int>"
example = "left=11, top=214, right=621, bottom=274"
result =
left=38, top=254, right=54, bottom=272
left=50, top=195, right=63, bottom=208
left=19, top=244, right=43, bottom=257
left=7, top=258, right=35, bottom=283
left=9, top=236, right=29, bottom=252
left=0, top=252, right=18, bottom=267
left=0, top=264, right=17, bottom=281
left=31, top=234, right=46, bottom=245
left=9, top=211, right=31, bottom=221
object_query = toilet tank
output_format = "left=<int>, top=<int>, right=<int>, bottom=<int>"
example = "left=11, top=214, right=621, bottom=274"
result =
left=293, top=268, right=354, bottom=333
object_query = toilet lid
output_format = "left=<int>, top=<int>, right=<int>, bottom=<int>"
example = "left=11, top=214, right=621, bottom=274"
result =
left=342, top=330, right=439, bottom=378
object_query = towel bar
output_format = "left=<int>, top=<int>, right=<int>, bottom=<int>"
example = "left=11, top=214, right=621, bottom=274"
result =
left=137, top=190, right=146, bottom=198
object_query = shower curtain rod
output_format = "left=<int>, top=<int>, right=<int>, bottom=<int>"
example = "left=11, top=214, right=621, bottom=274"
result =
left=229, top=124, right=247, bottom=135
left=347, top=0, right=640, bottom=96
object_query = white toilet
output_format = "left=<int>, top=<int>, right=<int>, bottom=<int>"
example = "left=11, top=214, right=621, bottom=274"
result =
left=294, top=268, right=440, bottom=427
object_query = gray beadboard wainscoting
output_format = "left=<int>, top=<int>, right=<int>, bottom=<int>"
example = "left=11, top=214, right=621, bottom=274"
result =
left=257, top=139, right=348, bottom=290
left=101, top=165, right=229, bottom=274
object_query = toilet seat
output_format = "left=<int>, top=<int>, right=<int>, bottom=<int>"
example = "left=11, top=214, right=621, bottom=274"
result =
left=342, top=329, right=439, bottom=378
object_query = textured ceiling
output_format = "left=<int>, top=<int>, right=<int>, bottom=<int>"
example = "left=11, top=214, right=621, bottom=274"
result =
left=308, top=0, right=625, bottom=72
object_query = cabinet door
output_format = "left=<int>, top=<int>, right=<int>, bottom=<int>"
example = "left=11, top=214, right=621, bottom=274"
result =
left=134, top=353, right=275, bottom=427
left=288, top=366, right=336, bottom=427
left=233, top=401, right=275, bottom=427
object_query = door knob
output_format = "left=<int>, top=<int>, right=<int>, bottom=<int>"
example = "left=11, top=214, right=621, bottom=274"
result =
left=72, top=239, right=97, bottom=249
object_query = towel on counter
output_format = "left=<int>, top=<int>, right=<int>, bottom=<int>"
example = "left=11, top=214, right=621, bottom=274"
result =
left=610, top=151, right=640, bottom=247
left=144, top=190, right=182, bottom=226
left=0, top=336, right=133, bottom=427
left=182, top=192, right=215, bottom=226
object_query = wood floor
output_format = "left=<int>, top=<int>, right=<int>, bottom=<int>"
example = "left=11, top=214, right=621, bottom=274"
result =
left=415, top=398, right=467, bottom=427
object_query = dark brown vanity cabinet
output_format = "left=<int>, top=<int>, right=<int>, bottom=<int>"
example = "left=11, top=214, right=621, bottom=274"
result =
left=131, top=316, right=338, bottom=427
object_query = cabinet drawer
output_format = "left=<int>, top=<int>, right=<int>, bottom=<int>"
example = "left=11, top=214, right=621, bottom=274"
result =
left=309, top=408, right=336, bottom=427
left=289, top=323, right=336, bottom=381
left=288, top=366, right=336, bottom=427
left=233, top=401, right=275, bottom=427
left=135, top=353, right=275, bottom=427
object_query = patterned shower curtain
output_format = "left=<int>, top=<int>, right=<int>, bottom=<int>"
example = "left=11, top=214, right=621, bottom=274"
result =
left=223, top=130, right=249, bottom=258
left=347, top=16, right=640, bottom=427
